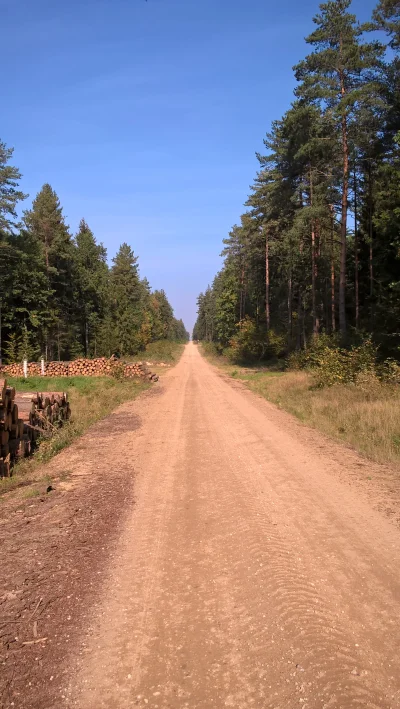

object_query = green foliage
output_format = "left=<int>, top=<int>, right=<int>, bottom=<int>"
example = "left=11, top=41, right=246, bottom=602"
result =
left=0, top=141, right=27, bottom=232
left=288, top=336, right=378, bottom=388
left=3, top=333, right=19, bottom=364
left=74, top=219, right=108, bottom=357
left=132, top=339, right=185, bottom=363
left=0, top=166, right=187, bottom=362
left=194, top=0, right=400, bottom=378
left=110, top=243, right=143, bottom=356
left=110, top=361, right=126, bottom=380
left=228, top=317, right=286, bottom=363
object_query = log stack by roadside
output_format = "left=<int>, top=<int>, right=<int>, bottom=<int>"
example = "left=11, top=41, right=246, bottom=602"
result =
left=1, top=362, right=42, bottom=377
left=0, top=356, right=159, bottom=381
left=0, top=379, right=70, bottom=479
left=124, top=362, right=159, bottom=381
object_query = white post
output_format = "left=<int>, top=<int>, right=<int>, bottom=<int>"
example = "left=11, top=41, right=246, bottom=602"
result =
left=23, top=359, right=28, bottom=379
left=41, top=357, right=45, bottom=375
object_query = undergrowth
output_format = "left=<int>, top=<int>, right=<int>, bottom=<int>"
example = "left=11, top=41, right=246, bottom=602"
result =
left=130, top=340, right=185, bottom=363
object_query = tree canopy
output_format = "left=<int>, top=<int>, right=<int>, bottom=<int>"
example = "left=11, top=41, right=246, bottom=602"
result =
left=0, top=156, right=188, bottom=364
left=194, top=0, right=400, bottom=363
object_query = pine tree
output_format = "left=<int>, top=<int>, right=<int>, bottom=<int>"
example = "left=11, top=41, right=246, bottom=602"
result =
left=110, top=243, right=144, bottom=356
left=0, top=141, right=27, bottom=233
left=24, top=184, right=75, bottom=358
left=294, top=0, right=385, bottom=336
left=0, top=140, right=27, bottom=363
left=373, top=0, right=400, bottom=50
left=150, top=289, right=175, bottom=340
left=74, top=219, right=108, bottom=356
left=1, top=229, right=50, bottom=359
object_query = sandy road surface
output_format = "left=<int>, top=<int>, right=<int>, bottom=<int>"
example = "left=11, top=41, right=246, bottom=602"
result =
left=58, top=342, right=400, bottom=709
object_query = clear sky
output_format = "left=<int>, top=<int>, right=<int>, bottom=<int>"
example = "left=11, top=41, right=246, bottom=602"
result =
left=2, top=0, right=377, bottom=333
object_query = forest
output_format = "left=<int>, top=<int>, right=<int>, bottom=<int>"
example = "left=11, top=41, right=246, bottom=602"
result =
left=0, top=156, right=188, bottom=364
left=194, top=0, right=400, bottom=366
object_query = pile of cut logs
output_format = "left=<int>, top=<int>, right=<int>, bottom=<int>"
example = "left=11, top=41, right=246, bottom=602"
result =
left=0, top=356, right=158, bottom=381
left=0, top=378, right=70, bottom=478
left=2, top=362, right=42, bottom=377
left=48, top=357, right=119, bottom=376
left=124, top=362, right=159, bottom=381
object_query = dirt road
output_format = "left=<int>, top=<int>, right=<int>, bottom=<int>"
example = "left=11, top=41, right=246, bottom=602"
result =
left=60, top=342, right=399, bottom=709
left=3, top=342, right=400, bottom=708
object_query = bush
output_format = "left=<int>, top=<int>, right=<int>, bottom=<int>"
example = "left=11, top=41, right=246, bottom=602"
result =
left=228, top=317, right=286, bottom=363
left=287, top=336, right=380, bottom=388
left=201, top=341, right=223, bottom=358
left=313, top=339, right=378, bottom=388
left=110, top=361, right=126, bottom=380
left=379, top=358, right=400, bottom=385
left=287, top=334, right=340, bottom=371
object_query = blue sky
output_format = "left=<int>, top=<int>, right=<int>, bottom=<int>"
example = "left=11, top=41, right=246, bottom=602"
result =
left=2, top=0, right=377, bottom=333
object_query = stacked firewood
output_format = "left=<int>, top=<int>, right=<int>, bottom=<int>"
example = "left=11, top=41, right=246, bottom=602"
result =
left=124, top=362, right=159, bottom=381
left=2, top=362, right=42, bottom=377
left=0, top=379, right=70, bottom=478
left=0, top=356, right=159, bottom=381
left=48, top=357, right=118, bottom=376
left=45, top=361, right=69, bottom=376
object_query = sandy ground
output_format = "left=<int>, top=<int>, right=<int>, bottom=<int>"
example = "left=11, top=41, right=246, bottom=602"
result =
left=2, top=342, right=400, bottom=708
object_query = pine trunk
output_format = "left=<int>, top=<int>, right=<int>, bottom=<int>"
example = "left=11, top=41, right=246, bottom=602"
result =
left=312, top=225, right=317, bottom=335
left=265, top=228, right=270, bottom=333
left=339, top=74, right=348, bottom=338
left=85, top=319, right=89, bottom=358
left=354, top=163, right=359, bottom=330
left=239, top=267, right=245, bottom=321
left=330, top=205, right=336, bottom=333
left=288, top=271, right=293, bottom=348
left=368, top=164, right=374, bottom=325
left=296, top=289, right=302, bottom=350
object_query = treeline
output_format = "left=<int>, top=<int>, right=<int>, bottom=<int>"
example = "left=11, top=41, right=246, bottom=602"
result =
left=194, top=0, right=400, bottom=362
left=0, top=148, right=189, bottom=364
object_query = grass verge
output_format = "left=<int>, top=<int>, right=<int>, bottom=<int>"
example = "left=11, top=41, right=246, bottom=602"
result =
left=131, top=340, right=186, bottom=364
left=1, top=376, right=149, bottom=495
left=200, top=344, right=400, bottom=467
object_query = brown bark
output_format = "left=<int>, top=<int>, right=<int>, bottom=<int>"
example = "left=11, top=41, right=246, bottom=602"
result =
left=309, top=168, right=319, bottom=337
left=354, top=164, right=359, bottom=330
left=310, top=168, right=317, bottom=337
left=296, top=289, right=302, bottom=350
left=312, top=225, right=318, bottom=335
left=339, top=63, right=348, bottom=338
left=330, top=205, right=336, bottom=333
left=288, top=272, right=293, bottom=347
left=239, top=267, right=245, bottom=322
left=85, top=319, right=89, bottom=358
left=265, top=228, right=270, bottom=333
left=368, top=164, right=374, bottom=303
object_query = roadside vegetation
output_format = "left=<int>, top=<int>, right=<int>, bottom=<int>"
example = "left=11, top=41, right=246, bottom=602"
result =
left=194, top=0, right=400, bottom=467
left=0, top=375, right=149, bottom=495
left=131, top=339, right=186, bottom=364
left=201, top=342, right=400, bottom=467
left=0, top=147, right=189, bottom=365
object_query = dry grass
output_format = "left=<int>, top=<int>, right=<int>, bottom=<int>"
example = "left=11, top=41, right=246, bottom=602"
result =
left=200, top=345, right=400, bottom=467
left=239, top=370, right=400, bottom=466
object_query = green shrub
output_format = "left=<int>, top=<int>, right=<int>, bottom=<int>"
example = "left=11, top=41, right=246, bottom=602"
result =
left=228, top=317, right=286, bottom=363
left=290, top=336, right=378, bottom=388
left=379, top=358, right=400, bottom=385
left=201, top=341, right=223, bottom=358
left=110, top=361, right=126, bottom=380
